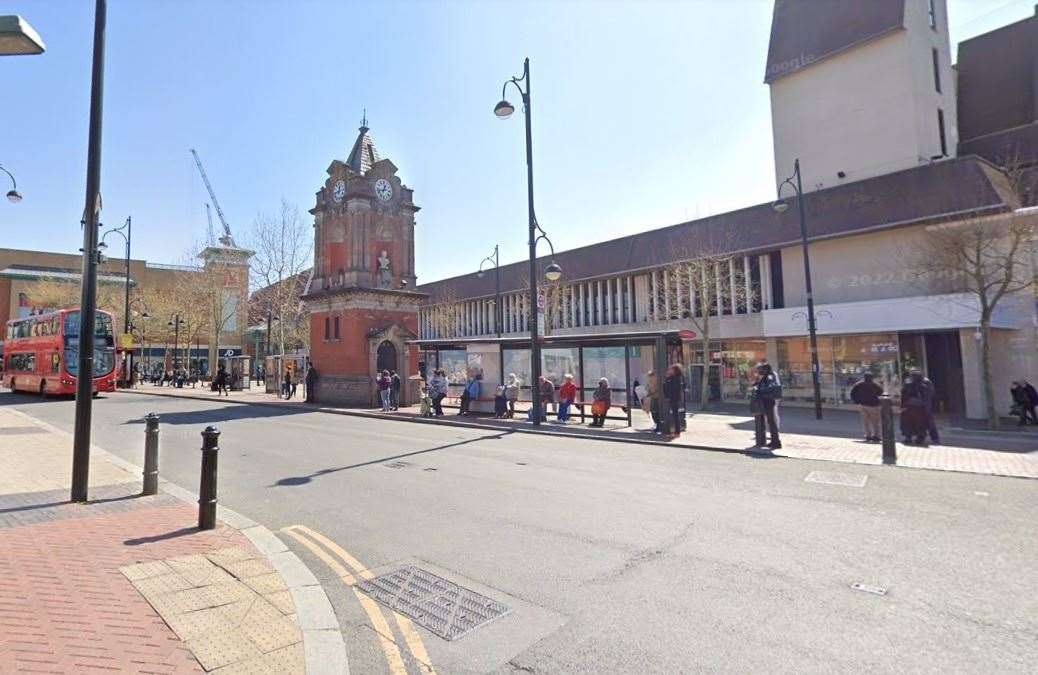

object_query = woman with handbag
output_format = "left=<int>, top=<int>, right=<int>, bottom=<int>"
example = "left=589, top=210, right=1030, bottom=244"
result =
left=590, top=378, right=611, bottom=427
left=749, top=363, right=782, bottom=449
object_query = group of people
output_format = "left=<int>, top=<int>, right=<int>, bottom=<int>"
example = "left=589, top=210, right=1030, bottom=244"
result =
left=376, top=369, right=403, bottom=411
left=637, top=364, right=689, bottom=439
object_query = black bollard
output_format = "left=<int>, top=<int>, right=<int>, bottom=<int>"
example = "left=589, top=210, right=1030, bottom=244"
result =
left=198, top=426, right=220, bottom=530
left=143, top=413, right=160, bottom=495
left=879, top=395, right=897, bottom=465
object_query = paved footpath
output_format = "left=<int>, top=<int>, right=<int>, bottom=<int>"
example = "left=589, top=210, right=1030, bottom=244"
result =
left=125, top=385, right=1038, bottom=480
left=0, top=406, right=346, bottom=674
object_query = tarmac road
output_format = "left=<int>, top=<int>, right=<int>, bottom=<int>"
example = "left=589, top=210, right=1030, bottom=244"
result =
left=4, top=390, right=1036, bottom=674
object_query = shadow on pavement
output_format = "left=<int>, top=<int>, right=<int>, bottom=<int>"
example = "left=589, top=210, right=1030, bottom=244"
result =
left=118, top=403, right=311, bottom=426
left=271, top=430, right=514, bottom=487
left=124, top=526, right=199, bottom=546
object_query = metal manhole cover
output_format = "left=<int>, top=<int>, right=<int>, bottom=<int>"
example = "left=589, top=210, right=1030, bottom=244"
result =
left=0, top=427, right=47, bottom=435
left=356, top=566, right=511, bottom=641
left=804, top=471, right=868, bottom=487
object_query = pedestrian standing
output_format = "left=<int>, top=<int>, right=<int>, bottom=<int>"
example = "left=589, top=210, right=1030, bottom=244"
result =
left=390, top=370, right=401, bottom=410
left=1010, top=380, right=1038, bottom=425
left=643, top=370, right=662, bottom=433
left=850, top=372, right=884, bottom=442
left=305, top=364, right=317, bottom=403
left=459, top=372, right=480, bottom=415
left=899, top=373, right=929, bottom=446
left=590, top=378, right=611, bottom=427
left=662, top=364, right=686, bottom=439
left=216, top=364, right=230, bottom=397
left=504, top=373, right=520, bottom=418
left=539, top=376, right=555, bottom=421
left=290, top=369, right=299, bottom=399
left=378, top=370, right=392, bottom=411
left=283, top=370, right=293, bottom=400
left=749, top=363, right=782, bottom=449
left=558, top=374, right=576, bottom=423
left=918, top=371, right=940, bottom=444
left=429, top=369, right=448, bottom=416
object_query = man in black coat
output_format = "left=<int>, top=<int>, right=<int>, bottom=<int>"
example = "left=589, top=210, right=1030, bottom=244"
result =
left=1010, top=380, right=1038, bottom=425
left=850, top=373, right=884, bottom=442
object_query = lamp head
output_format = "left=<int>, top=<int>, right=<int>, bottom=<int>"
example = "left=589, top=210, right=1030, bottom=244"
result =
left=494, top=99, right=515, bottom=118
left=98, top=241, right=108, bottom=250
left=772, top=199, right=790, bottom=213
left=6, top=189, right=22, bottom=203
left=477, top=269, right=485, bottom=278
left=544, top=261, right=562, bottom=282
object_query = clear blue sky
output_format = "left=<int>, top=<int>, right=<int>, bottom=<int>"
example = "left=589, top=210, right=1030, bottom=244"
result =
left=2, top=0, right=1033, bottom=283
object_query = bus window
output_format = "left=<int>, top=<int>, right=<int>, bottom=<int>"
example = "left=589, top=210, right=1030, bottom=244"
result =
left=51, top=352, right=60, bottom=373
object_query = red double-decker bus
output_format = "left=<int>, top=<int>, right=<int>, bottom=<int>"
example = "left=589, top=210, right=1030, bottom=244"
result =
left=3, top=309, right=117, bottom=396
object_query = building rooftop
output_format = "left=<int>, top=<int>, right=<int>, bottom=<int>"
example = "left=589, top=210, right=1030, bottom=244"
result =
left=417, top=155, right=1015, bottom=304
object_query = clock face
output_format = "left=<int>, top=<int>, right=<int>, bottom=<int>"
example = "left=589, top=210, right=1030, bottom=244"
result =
left=332, top=179, right=346, bottom=203
left=374, top=178, right=393, bottom=202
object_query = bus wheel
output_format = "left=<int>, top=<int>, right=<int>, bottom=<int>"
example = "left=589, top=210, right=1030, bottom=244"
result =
left=39, top=381, right=47, bottom=399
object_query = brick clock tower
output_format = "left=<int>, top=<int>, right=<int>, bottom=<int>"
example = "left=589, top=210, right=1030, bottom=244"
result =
left=303, top=119, right=426, bottom=406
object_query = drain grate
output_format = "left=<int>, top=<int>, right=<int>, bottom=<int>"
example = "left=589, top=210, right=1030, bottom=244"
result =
left=356, top=566, right=511, bottom=641
left=804, top=471, right=868, bottom=487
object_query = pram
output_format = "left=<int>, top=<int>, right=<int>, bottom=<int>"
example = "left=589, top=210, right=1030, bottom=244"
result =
left=494, top=387, right=508, bottom=418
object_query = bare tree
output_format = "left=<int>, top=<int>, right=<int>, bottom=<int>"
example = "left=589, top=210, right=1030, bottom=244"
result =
left=248, top=200, right=313, bottom=356
left=423, top=285, right=465, bottom=339
left=904, top=207, right=1035, bottom=428
left=658, top=236, right=756, bottom=408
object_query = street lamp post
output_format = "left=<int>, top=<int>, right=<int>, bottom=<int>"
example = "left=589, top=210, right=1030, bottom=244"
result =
left=0, top=164, right=23, bottom=203
left=477, top=245, right=501, bottom=337
left=774, top=158, right=823, bottom=420
left=494, top=58, right=563, bottom=426
left=99, top=215, right=131, bottom=334
left=71, top=0, right=108, bottom=503
left=168, top=314, right=183, bottom=370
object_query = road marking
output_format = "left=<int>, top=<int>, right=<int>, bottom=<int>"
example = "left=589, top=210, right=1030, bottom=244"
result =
left=283, top=525, right=437, bottom=675
left=282, top=527, right=405, bottom=674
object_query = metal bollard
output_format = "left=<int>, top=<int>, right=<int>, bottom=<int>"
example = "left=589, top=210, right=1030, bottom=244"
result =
left=879, top=395, right=897, bottom=465
left=143, top=413, right=160, bottom=495
left=198, top=426, right=220, bottom=530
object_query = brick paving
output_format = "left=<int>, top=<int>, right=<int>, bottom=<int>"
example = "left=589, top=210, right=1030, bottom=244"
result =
left=0, top=408, right=304, bottom=673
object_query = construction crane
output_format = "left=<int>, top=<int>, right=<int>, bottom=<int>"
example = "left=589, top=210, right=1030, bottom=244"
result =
left=189, top=148, right=235, bottom=246
left=204, top=203, right=215, bottom=246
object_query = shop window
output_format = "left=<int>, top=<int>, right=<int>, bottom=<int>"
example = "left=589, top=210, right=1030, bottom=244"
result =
left=333, top=316, right=340, bottom=339
left=720, top=340, right=768, bottom=401
left=749, top=256, right=762, bottom=312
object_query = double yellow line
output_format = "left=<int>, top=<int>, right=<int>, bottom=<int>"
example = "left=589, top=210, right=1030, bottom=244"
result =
left=281, top=525, right=436, bottom=675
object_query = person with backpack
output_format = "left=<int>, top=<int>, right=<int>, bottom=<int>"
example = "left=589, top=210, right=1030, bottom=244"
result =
left=749, top=363, right=782, bottom=449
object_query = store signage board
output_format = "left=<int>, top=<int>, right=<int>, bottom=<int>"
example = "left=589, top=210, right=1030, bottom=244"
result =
left=678, top=329, right=698, bottom=341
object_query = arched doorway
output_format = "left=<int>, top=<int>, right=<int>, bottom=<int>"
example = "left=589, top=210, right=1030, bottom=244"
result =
left=376, top=340, right=397, bottom=374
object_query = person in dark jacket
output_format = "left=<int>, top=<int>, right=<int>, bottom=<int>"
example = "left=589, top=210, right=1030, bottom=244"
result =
left=899, top=373, right=929, bottom=445
left=662, top=364, right=686, bottom=439
left=749, top=363, right=781, bottom=449
left=305, top=364, right=317, bottom=403
left=215, top=364, right=229, bottom=397
left=589, top=378, right=611, bottom=427
left=918, top=372, right=940, bottom=444
left=1010, top=380, right=1038, bottom=425
left=283, top=370, right=293, bottom=400
left=850, top=373, right=884, bottom=442
left=390, top=370, right=401, bottom=410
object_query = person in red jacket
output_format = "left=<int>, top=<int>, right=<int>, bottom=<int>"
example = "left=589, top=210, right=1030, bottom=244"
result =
left=557, top=373, right=577, bottom=423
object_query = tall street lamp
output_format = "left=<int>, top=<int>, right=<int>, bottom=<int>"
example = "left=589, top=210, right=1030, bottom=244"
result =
left=99, top=215, right=131, bottom=335
left=0, top=164, right=22, bottom=202
left=71, top=0, right=107, bottom=503
left=168, top=314, right=183, bottom=370
left=494, top=58, right=563, bottom=425
left=476, top=244, right=501, bottom=337
left=773, top=158, right=823, bottom=420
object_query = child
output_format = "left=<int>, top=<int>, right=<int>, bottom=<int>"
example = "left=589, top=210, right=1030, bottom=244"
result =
left=494, top=385, right=508, bottom=419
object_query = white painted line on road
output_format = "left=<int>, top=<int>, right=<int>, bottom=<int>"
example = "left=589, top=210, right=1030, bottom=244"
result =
left=851, top=582, right=888, bottom=596
left=804, top=471, right=868, bottom=487
left=974, top=491, right=990, bottom=497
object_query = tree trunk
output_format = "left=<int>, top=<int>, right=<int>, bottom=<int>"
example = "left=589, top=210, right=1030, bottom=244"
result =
left=698, top=334, right=710, bottom=410
left=980, top=318, right=999, bottom=430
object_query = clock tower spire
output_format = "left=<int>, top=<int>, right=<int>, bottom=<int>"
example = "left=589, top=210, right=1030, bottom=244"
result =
left=303, top=120, right=425, bottom=406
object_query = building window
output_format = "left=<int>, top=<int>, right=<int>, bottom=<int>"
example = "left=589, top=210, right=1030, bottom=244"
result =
left=927, top=0, right=937, bottom=29
left=768, top=251, right=784, bottom=309
left=937, top=108, right=948, bottom=156
left=333, top=316, right=340, bottom=340
left=931, top=48, right=941, bottom=93
left=324, top=317, right=330, bottom=341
